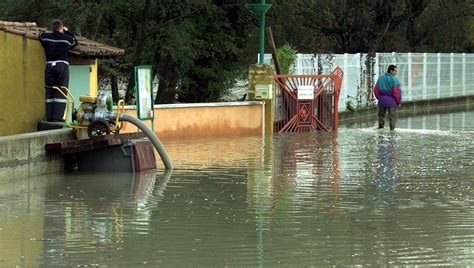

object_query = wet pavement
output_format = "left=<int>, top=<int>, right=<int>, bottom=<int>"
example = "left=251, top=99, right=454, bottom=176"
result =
left=0, top=109, right=473, bottom=266
left=342, top=109, right=474, bottom=132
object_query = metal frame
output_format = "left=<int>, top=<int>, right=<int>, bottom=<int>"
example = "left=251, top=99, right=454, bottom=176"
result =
left=273, top=67, right=343, bottom=133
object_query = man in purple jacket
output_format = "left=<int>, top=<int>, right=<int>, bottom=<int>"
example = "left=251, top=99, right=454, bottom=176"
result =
left=374, top=65, right=402, bottom=130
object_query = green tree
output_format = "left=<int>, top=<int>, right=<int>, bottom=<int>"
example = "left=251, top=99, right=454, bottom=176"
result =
left=1, top=0, right=473, bottom=105
left=277, top=44, right=297, bottom=74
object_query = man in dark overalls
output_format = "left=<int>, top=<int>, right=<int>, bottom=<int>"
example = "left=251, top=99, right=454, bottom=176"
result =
left=39, top=19, right=77, bottom=122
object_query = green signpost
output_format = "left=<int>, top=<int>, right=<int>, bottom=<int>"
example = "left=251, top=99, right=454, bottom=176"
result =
left=135, top=65, right=155, bottom=131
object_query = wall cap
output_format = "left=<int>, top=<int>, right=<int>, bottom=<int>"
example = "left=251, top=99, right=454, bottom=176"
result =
left=121, top=101, right=264, bottom=110
left=0, top=129, right=72, bottom=141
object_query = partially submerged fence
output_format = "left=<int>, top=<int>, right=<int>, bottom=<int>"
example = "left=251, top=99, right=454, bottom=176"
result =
left=273, top=67, right=343, bottom=133
left=263, top=53, right=474, bottom=111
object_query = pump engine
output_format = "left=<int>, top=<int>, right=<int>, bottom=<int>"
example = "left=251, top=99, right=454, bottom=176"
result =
left=73, top=91, right=119, bottom=137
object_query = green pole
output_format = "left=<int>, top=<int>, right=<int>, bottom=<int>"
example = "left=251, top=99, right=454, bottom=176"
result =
left=259, top=0, right=266, bottom=64
left=245, top=1, right=271, bottom=64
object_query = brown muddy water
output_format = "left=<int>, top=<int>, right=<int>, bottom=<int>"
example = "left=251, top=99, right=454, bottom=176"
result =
left=0, top=110, right=473, bottom=266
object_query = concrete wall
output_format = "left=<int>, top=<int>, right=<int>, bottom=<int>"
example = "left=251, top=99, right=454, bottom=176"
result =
left=0, top=31, right=98, bottom=136
left=0, top=129, right=73, bottom=181
left=119, top=102, right=265, bottom=139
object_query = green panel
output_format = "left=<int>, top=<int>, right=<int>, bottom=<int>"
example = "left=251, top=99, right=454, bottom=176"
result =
left=69, top=65, right=91, bottom=109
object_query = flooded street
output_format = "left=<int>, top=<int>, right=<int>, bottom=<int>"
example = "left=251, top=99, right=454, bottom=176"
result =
left=1, top=110, right=473, bottom=266
left=343, top=109, right=474, bottom=132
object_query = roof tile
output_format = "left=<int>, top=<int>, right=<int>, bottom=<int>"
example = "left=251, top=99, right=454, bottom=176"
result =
left=0, top=21, right=124, bottom=57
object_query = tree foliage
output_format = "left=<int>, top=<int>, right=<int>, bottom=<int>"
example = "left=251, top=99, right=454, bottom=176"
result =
left=277, top=44, right=297, bottom=75
left=1, top=0, right=472, bottom=104
left=266, top=0, right=473, bottom=53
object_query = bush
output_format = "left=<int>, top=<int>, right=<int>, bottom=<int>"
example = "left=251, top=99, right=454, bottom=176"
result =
left=277, top=44, right=297, bottom=74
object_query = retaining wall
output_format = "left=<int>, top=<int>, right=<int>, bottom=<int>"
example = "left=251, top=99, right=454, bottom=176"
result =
left=0, top=129, right=73, bottom=181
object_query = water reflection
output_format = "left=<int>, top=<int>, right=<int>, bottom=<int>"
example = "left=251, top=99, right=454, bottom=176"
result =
left=0, top=126, right=473, bottom=266
left=397, top=110, right=474, bottom=131
left=373, top=135, right=400, bottom=192
left=132, top=170, right=172, bottom=217
left=0, top=175, right=60, bottom=267
left=40, top=171, right=171, bottom=265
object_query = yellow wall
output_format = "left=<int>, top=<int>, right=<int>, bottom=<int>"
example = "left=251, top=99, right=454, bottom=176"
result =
left=119, top=103, right=264, bottom=139
left=0, top=32, right=99, bottom=136
left=90, top=58, right=98, bottom=97
left=0, top=31, right=45, bottom=136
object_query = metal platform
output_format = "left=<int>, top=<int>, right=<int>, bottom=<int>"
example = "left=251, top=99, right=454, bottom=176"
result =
left=45, top=132, right=146, bottom=155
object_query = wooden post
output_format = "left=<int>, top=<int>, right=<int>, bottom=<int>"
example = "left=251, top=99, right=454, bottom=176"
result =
left=266, top=27, right=281, bottom=75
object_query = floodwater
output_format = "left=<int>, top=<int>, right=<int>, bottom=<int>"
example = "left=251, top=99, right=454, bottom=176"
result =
left=343, top=109, right=474, bottom=132
left=1, top=110, right=473, bottom=266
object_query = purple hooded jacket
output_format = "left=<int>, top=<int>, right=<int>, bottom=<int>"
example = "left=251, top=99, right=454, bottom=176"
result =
left=374, top=72, right=402, bottom=108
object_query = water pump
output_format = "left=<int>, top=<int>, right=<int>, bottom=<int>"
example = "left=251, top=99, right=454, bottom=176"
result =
left=73, top=91, right=123, bottom=137
left=53, top=86, right=172, bottom=169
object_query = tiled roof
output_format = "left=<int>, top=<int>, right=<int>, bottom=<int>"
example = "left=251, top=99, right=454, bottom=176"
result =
left=0, top=21, right=124, bottom=57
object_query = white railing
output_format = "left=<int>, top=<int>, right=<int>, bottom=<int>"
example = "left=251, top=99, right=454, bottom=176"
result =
left=262, top=53, right=474, bottom=111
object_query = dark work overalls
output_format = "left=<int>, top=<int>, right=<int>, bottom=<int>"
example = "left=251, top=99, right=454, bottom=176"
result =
left=39, top=30, right=77, bottom=121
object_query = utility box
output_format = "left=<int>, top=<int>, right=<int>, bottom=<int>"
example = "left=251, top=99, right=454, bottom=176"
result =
left=255, top=84, right=273, bottom=100
left=248, top=64, right=274, bottom=100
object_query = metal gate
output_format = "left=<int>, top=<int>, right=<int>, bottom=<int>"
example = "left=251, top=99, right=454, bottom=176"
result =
left=273, top=67, right=343, bottom=133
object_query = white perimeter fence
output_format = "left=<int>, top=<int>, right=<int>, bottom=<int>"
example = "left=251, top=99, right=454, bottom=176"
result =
left=263, top=53, right=474, bottom=111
